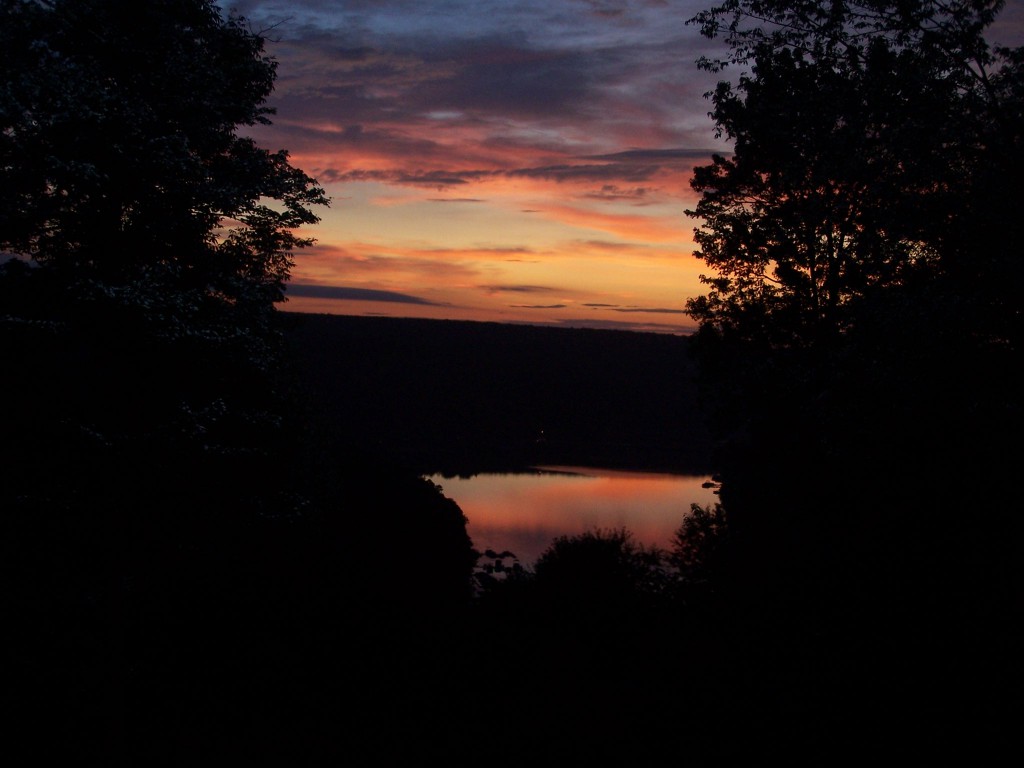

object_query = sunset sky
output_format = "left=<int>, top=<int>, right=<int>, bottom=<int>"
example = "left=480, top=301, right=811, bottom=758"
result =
left=235, top=0, right=1024, bottom=334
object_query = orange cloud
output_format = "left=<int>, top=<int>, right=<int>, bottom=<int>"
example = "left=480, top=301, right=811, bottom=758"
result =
left=535, top=204, right=691, bottom=242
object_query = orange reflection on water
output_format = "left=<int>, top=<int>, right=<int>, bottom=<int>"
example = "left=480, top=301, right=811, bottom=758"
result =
left=427, top=466, right=719, bottom=567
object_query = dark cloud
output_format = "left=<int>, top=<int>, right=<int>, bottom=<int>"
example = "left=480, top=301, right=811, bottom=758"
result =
left=285, top=284, right=443, bottom=305
left=575, top=240, right=642, bottom=251
left=320, top=169, right=473, bottom=187
left=581, top=185, right=655, bottom=202
left=317, top=169, right=386, bottom=183
left=481, top=284, right=557, bottom=294
left=298, top=244, right=480, bottom=280
left=239, top=0, right=730, bottom=165
left=333, top=45, right=375, bottom=61
left=266, top=122, right=451, bottom=164
left=582, top=2, right=626, bottom=20
left=555, top=318, right=695, bottom=334
left=427, top=197, right=485, bottom=203
left=413, top=39, right=604, bottom=120
left=507, top=162, right=660, bottom=183
left=318, top=161, right=666, bottom=189
left=588, top=148, right=720, bottom=162
left=583, top=302, right=687, bottom=314
left=262, top=22, right=617, bottom=129
left=510, top=304, right=567, bottom=309
left=396, top=172, right=474, bottom=186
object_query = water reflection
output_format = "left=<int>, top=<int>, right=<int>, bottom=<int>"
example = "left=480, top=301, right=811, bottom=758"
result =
left=427, top=466, right=719, bottom=567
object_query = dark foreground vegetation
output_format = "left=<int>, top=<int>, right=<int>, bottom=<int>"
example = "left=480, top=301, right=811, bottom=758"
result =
left=1, top=303, right=722, bottom=763
left=6, top=299, right=1016, bottom=762
left=3, top=0, right=1022, bottom=763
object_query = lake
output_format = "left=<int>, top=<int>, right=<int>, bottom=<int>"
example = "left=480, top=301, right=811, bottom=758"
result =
left=427, top=466, right=720, bottom=567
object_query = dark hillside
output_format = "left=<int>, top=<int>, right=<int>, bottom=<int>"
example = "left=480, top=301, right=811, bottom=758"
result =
left=279, top=313, right=714, bottom=475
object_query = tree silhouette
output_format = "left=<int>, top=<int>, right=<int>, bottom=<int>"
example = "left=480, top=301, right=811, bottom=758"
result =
left=0, top=5, right=489, bottom=763
left=1, top=0, right=330, bottom=460
left=679, top=3, right=1024, bottom=753
left=0, top=0, right=327, bottom=339
left=670, top=503, right=728, bottom=589
left=686, top=0, right=1023, bottom=351
left=682, top=0, right=1024, bottom=461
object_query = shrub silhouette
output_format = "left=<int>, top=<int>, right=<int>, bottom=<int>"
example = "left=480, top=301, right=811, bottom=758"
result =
left=530, top=527, right=671, bottom=618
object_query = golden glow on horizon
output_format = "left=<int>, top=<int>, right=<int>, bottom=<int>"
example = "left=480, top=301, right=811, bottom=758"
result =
left=283, top=173, right=707, bottom=333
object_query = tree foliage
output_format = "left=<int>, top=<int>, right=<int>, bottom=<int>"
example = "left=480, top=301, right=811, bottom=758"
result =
left=533, top=527, right=670, bottom=605
left=670, top=502, right=728, bottom=585
left=685, top=0, right=1023, bottom=351
left=0, top=0, right=328, bottom=324
left=681, top=7, right=1024, bottom=720
left=0, top=0, right=329, bottom=461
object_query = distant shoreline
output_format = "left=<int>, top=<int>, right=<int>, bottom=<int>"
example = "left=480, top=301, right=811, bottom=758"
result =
left=280, top=311, right=716, bottom=477
left=279, top=309, right=697, bottom=338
